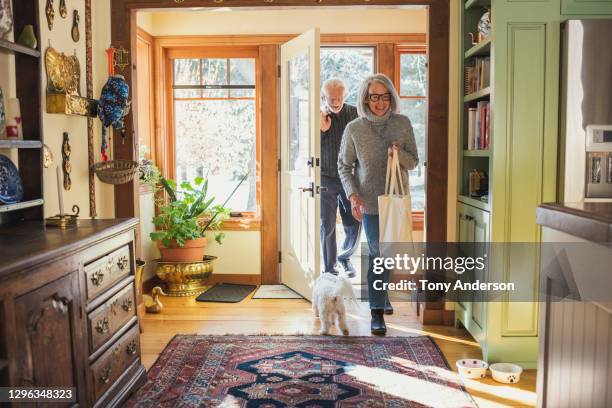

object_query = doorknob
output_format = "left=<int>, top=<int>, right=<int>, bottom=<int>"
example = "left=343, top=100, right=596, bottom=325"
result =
left=299, top=182, right=315, bottom=197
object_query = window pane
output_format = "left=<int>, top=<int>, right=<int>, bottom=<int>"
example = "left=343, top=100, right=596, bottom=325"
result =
left=230, top=58, right=256, bottom=98
left=400, top=98, right=427, bottom=211
left=203, top=58, right=228, bottom=98
left=288, top=52, right=310, bottom=173
left=174, top=89, right=200, bottom=99
left=174, top=99, right=256, bottom=212
left=174, top=59, right=201, bottom=86
left=400, top=54, right=427, bottom=97
left=320, top=47, right=375, bottom=106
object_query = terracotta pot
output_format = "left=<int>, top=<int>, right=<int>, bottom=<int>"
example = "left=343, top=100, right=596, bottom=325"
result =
left=157, top=237, right=207, bottom=263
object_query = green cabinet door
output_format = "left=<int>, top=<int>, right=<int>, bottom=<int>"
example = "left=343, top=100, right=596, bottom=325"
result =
left=562, top=0, right=612, bottom=14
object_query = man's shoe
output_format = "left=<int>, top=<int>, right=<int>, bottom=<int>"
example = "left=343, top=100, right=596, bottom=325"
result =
left=384, top=304, right=394, bottom=315
left=371, top=309, right=387, bottom=335
left=339, top=259, right=357, bottom=278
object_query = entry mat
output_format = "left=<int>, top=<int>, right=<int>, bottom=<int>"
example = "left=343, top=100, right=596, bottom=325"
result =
left=196, top=283, right=256, bottom=303
left=252, top=284, right=304, bottom=299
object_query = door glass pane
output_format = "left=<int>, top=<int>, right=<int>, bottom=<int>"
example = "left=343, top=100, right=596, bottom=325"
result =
left=203, top=58, right=228, bottom=98
left=230, top=58, right=256, bottom=98
left=400, top=53, right=427, bottom=97
left=400, top=98, right=427, bottom=211
left=320, top=47, right=375, bottom=106
left=288, top=51, right=310, bottom=172
left=174, top=59, right=201, bottom=98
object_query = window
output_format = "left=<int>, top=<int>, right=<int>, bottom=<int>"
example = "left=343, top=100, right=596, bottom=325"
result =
left=172, top=55, right=258, bottom=214
left=320, top=47, right=375, bottom=106
left=397, top=49, right=427, bottom=211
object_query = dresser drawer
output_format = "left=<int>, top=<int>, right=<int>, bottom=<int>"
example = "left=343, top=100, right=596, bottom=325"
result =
left=90, top=323, right=140, bottom=402
left=88, top=283, right=136, bottom=353
left=85, top=245, right=131, bottom=301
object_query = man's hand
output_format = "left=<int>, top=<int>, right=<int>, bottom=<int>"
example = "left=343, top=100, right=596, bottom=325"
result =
left=349, top=194, right=367, bottom=222
left=321, top=111, right=332, bottom=132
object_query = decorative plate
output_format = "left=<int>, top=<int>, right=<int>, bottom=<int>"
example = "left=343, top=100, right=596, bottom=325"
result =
left=0, top=0, right=13, bottom=39
left=0, top=154, right=24, bottom=204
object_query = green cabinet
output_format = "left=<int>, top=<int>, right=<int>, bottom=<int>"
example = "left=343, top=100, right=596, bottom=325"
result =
left=562, top=0, right=612, bottom=14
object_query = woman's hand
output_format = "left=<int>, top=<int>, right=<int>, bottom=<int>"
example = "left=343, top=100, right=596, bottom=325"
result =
left=349, top=194, right=367, bottom=222
left=388, top=141, right=400, bottom=158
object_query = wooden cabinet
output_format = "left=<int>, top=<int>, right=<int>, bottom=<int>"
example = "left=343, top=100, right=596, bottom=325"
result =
left=0, top=219, right=145, bottom=407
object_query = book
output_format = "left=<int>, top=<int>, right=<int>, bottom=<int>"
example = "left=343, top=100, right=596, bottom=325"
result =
left=468, top=108, right=477, bottom=150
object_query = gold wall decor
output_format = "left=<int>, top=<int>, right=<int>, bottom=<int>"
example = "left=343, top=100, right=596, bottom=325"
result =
left=45, top=47, right=97, bottom=117
left=59, top=0, right=67, bottom=18
left=62, top=132, right=72, bottom=190
left=71, top=10, right=79, bottom=42
left=45, top=0, right=54, bottom=30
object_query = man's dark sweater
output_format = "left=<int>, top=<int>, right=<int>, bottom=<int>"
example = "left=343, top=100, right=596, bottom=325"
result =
left=321, top=104, right=358, bottom=179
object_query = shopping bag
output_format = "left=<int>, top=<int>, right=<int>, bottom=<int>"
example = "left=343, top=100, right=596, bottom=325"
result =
left=378, top=150, right=415, bottom=275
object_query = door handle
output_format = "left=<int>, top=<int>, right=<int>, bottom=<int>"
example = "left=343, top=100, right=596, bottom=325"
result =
left=299, top=182, right=315, bottom=197
left=316, top=186, right=328, bottom=194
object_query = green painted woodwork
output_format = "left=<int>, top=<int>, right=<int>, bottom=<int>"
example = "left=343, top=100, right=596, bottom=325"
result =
left=455, top=0, right=612, bottom=368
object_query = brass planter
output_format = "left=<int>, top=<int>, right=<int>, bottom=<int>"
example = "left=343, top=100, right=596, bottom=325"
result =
left=154, top=255, right=216, bottom=296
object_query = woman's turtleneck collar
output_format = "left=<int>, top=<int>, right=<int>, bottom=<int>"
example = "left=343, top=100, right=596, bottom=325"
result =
left=363, top=107, right=391, bottom=124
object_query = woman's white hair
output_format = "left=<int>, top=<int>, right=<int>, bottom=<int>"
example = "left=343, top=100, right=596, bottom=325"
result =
left=321, top=78, right=346, bottom=97
left=356, top=73, right=401, bottom=118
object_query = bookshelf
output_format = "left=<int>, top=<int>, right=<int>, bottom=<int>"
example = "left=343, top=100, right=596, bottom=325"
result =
left=459, top=0, right=491, bottom=207
left=0, top=0, right=44, bottom=225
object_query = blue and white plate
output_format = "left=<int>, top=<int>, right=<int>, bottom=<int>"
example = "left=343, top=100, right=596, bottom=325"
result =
left=0, top=154, right=24, bottom=204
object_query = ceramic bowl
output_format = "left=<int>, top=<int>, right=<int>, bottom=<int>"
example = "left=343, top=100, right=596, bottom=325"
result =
left=456, top=359, right=488, bottom=379
left=489, top=363, right=523, bottom=384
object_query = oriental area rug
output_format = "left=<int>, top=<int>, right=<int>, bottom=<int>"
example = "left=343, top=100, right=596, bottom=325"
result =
left=125, top=335, right=476, bottom=408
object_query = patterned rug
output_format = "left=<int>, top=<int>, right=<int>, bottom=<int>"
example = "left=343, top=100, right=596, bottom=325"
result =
left=125, top=335, right=476, bottom=408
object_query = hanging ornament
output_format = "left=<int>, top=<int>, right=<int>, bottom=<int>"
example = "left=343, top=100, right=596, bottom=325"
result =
left=59, top=0, right=67, bottom=18
left=71, top=10, right=79, bottom=42
left=62, top=132, right=72, bottom=190
left=45, top=0, right=54, bottom=31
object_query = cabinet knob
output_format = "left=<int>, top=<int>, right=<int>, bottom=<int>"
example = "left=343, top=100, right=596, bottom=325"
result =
left=99, top=366, right=111, bottom=384
left=126, top=340, right=138, bottom=356
left=95, top=317, right=110, bottom=334
left=122, top=298, right=133, bottom=312
left=117, top=256, right=129, bottom=270
left=90, top=270, right=104, bottom=286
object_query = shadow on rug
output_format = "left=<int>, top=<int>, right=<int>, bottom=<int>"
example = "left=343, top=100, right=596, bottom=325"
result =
left=125, top=335, right=476, bottom=408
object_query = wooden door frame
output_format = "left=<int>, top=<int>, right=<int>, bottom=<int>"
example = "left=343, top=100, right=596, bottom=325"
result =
left=111, top=0, right=449, bottom=283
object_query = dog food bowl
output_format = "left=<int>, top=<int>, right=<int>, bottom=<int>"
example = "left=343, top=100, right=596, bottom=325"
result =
left=489, top=363, right=523, bottom=384
left=456, top=359, right=488, bottom=379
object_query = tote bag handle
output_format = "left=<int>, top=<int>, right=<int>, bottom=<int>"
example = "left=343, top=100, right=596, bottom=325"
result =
left=385, top=149, right=407, bottom=196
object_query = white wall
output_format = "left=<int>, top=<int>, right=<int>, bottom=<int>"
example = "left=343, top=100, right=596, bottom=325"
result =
left=138, top=7, right=427, bottom=36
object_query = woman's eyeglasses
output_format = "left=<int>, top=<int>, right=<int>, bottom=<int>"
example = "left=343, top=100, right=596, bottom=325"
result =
left=368, top=93, right=391, bottom=102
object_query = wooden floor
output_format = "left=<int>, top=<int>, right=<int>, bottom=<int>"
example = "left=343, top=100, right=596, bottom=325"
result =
left=140, top=295, right=537, bottom=407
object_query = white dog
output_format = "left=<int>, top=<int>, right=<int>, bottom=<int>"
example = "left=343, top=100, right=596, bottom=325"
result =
left=312, top=273, right=356, bottom=336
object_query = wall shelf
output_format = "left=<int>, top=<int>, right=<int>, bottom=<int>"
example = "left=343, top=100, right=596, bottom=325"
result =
left=465, top=39, right=491, bottom=59
left=0, top=199, right=44, bottom=214
left=464, top=149, right=490, bottom=157
left=458, top=195, right=490, bottom=212
left=0, top=140, right=43, bottom=149
left=464, top=87, right=491, bottom=102
left=465, top=0, right=491, bottom=10
left=0, top=38, right=41, bottom=58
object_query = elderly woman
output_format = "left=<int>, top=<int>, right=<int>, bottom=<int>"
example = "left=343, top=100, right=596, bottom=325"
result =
left=338, top=73, right=419, bottom=335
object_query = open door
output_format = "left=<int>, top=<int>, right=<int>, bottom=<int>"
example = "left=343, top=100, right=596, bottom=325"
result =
left=280, top=29, right=321, bottom=301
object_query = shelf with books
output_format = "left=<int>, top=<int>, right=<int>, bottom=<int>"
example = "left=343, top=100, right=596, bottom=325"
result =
left=464, top=87, right=490, bottom=103
left=465, top=38, right=491, bottom=59
left=458, top=195, right=490, bottom=212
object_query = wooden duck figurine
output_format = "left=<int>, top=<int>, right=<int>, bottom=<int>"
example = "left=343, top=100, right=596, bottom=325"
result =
left=144, top=286, right=165, bottom=313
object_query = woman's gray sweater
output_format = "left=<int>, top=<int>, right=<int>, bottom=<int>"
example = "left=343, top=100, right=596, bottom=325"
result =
left=338, top=112, right=419, bottom=215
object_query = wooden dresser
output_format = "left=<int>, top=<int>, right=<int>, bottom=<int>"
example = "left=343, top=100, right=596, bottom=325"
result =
left=0, top=219, right=146, bottom=407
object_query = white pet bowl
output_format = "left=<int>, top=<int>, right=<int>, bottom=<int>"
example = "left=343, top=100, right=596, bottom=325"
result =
left=456, top=359, right=488, bottom=379
left=489, top=363, right=523, bottom=384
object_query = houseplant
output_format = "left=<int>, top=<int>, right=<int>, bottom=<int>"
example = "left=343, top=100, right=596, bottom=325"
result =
left=150, top=174, right=247, bottom=262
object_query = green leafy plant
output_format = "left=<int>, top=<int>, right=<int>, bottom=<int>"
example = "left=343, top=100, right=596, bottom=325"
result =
left=138, top=159, right=162, bottom=187
left=150, top=174, right=247, bottom=247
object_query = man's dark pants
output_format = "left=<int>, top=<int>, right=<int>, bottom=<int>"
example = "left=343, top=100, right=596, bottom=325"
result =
left=320, top=175, right=361, bottom=273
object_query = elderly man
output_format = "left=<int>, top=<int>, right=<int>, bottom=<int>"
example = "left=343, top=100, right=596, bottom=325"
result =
left=320, top=78, right=360, bottom=277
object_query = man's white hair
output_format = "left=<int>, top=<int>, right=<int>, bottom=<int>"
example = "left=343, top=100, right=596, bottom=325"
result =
left=321, top=78, right=346, bottom=97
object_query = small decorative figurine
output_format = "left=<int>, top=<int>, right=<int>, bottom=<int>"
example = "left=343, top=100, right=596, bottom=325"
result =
left=478, top=8, right=491, bottom=41
left=0, top=0, right=13, bottom=39
left=62, top=132, right=72, bottom=190
left=144, top=287, right=166, bottom=313
left=59, top=0, right=67, bottom=18
left=42, top=144, right=54, bottom=168
left=17, top=25, right=37, bottom=49
left=71, top=10, right=79, bottom=42
left=45, top=0, right=54, bottom=31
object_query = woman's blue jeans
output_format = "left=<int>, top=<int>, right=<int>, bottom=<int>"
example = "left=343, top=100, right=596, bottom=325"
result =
left=362, top=213, right=390, bottom=310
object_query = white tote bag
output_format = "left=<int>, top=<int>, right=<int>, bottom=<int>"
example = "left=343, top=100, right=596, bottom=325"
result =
left=378, top=150, right=414, bottom=254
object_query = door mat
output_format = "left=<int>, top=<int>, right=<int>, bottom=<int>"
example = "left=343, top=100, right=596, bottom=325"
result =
left=124, top=335, right=476, bottom=407
left=196, top=283, right=256, bottom=303
left=252, top=284, right=303, bottom=299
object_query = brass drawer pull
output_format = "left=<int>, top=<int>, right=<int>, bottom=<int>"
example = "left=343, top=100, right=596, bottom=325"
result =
left=95, top=317, right=110, bottom=334
left=126, top=340, right=138, bottom=356
left=90, top=270, right=104, bottom=286
left=122, top=298, right=133, bottom=312
left=117, top=256, right=129, bottom=270
left=99, top=366, right=111, bottom=384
